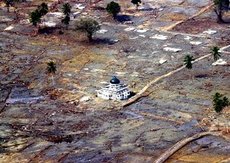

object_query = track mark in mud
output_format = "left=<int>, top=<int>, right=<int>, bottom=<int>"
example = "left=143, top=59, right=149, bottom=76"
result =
left=18, top=141, right=36, bottom=152
left=29, top=145, right=53, bottom=162
left=0, top=87, right=12, bottom=114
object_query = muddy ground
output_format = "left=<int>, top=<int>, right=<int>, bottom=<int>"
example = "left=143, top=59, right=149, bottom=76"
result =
left=0, top=0, right=230, bottom=162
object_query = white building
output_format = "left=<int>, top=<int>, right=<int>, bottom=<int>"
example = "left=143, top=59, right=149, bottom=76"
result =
left=96, top=76, right=131, bottom=100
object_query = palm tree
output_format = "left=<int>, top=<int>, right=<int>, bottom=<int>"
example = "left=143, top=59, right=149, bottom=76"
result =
left=213, top=0, right=229, bottom=23
left=62, top=15, right=70, bottom=29
left=30, top=10, right=41, bottom=27
left=184, top=55, right=194, bottom=80
left=38, top=2, right=48, bottom=16
left=47, top=61, right=57, bottom=86
left=30, top=3, right=49, bottom=34
left=62, top=3, right=71, bottom=29
left=30, top=9, right=41, bottom=34
left=62, top=3, right=71, bottom=16
left=184, top=55, right=194, bottom=69
left=131, top=0, right=141, bottom=10
left=211, top=46, right=221, bottom=61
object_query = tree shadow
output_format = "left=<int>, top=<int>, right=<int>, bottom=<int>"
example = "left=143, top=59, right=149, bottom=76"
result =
left=0, top=137, right=9, bottom=154
left=222, top=17, right=230, bottom=23
left=91, top=6, right=105, bottom=11
left=139, top=8, right=155, bottom=11
left=38, top=26, right=60, bottom=34
left=115, top=14, right=133, bottom=23
left=89, top=38, right=119, bottom=45
left=128, top=91, right=136, bottom=99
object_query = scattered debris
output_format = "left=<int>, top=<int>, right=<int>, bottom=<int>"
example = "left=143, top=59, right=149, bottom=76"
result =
left=4, top=25, right=14, bottom=31
left=123, top=111, right=144, bottom=120
left=42, top=22, right=57, bottom=27
left=159, top=58, right=167, bottom=64
left=212, top=58, right=227, bottom=66
left=136, top=29, right=149, bottom=33
left=150, top=34, right=168, bottom=40
left=124, top=27, right=135, bottom=31
left=139, top=35, right=146, bottom=38
left=190, top=41, right=202, bottom=45
left=163, top=47, right=182, bottom=52
left=74, top=4, right=85, bottom=10
left=184, top=36, right=192, bottom=40
left=116, top=72, right=127, bottom=76
left=203, top=29, right=217, bottom=35
left=80, top=96, right=91, bottom=102
left=6, top=86, right=44, bottom=104
left=129, top=36, right=139, bottom=40
left=97, top=29, right=108, bottom=34
left=46, top=12, right=64, bottom=18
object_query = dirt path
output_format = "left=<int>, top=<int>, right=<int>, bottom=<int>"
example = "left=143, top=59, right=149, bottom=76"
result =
left=160, top=3, right=214, bottom=32
left=121, top=2, right=219, bottom=107
left=220, top=45, right=230, bottom=54
left=153, top=131, right=229, bottom=163
left=122, top=53, right=212, bottom=107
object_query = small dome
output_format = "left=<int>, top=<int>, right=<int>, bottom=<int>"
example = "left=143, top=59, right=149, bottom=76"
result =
left=110, top=76, right=120, bottom=84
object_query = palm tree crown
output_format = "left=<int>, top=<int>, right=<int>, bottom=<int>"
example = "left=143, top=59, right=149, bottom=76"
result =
left=62, top=3, right=71, bottom=15
left=184, top=55, right=194, bottom=69
left=211, top=46, right=221, bottom=61
left=47, top=61, right=57, bottom=74
left=38, top=2, right=48, bottom=16
left=30, top=10, right=41, bottom=26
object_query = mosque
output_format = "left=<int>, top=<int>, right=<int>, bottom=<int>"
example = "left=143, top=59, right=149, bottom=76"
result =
left=96, top=76, right=131, bottom=100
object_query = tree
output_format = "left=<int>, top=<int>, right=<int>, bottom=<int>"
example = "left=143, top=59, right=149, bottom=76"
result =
left=213, top=0, right=230, bottom=23
left=211, top=46, right=221, bottom=61
left=106, top=1, right=121, bottom=18
left=75, top=18, right=101, bottom=42
left=131, top=0, right=141, bottom=10
left=38, top=2, right=48, bottom=16
left=62, top=3, right=71, bottom=29
left=184, top=55, right=194, bottom=69
left=30, top=9, right=41, bottom=27
left=62, top=15, right=70, bottom=29
left=30, top=3, right=49, bottom=31
left=47, top=61, right=57, bottom=86
left=62, top=3, right=71, bottom=15
left=213, top=92, right=229, bottom=113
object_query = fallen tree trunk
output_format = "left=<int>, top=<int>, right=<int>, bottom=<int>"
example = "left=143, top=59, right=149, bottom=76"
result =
left=154, top=131, right=221, bottom=163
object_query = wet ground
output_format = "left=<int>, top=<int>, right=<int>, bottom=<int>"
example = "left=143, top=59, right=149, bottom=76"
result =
left=0, top=0, right=230, bottom=162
